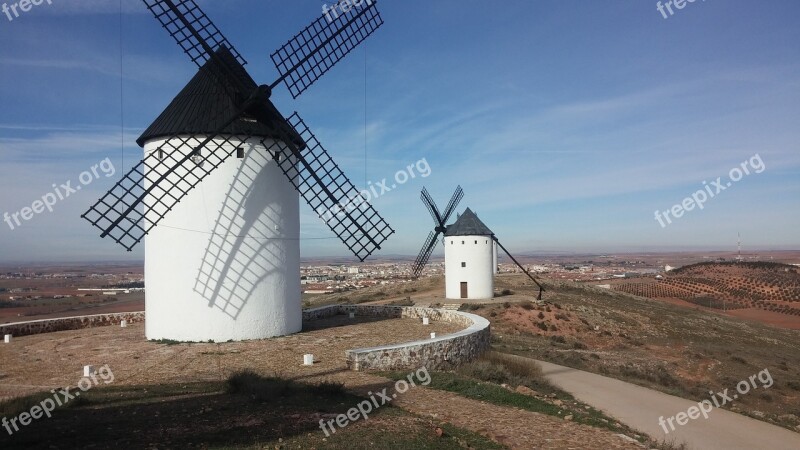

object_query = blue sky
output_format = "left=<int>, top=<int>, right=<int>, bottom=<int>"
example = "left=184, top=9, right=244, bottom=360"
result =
left=0, top=0, right=798, bottom=263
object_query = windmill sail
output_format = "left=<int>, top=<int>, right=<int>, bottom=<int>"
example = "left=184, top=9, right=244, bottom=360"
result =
left=270, top=0, right=384, bottom=98
left=269, top=113, right=394, bottom=261
left=411, top=186, right=463, bottom=277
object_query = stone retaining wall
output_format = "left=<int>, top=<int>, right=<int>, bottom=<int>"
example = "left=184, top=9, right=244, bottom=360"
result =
left=0, top=312, right=145, bottom=337
left=303, top=304, right=491, bottom=371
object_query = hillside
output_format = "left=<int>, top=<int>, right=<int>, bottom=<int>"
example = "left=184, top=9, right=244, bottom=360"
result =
left=480, top=275, right=800, bottom=432
left=609, top=262, right=800, bottom=327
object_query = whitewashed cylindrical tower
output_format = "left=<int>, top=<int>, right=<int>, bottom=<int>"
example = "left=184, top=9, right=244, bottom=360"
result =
left=444, top=208, right=495, bottom=299
left=137, top=58, right=301, bottom=342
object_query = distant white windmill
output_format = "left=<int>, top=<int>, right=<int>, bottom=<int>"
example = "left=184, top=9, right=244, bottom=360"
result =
left=413, top=187, right=544, bottom=300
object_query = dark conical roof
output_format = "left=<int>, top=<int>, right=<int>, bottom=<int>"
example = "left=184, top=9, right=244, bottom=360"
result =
left=444, top=208, right=494, bottom=237
left=137, top=47, right=293, bottom=147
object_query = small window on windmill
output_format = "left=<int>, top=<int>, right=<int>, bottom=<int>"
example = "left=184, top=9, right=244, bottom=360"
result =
left=236, top=147, right=245, bottom=159
left=157, top=149, right=164, bottom=160
left=474, top=240, right=477, bottom=244
left=462, top=240, right=465, bottom=244
left=461, top=262, right=466, bottom=267
left=190, top=148, right=203, bottom=165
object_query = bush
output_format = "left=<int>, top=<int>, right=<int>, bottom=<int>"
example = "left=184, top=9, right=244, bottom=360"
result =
left=457, top=351, right=549, bottom=392
left=520, top=302, right=534, bottom=310
left=501, top=289, right=514, bottom=296
left=227, top=370, right=292, bottom=401
left=389, top=297, right=414, bottom=306
left=536, top=322, right=548, bottom=331
left=537, top=311, right=545, bottom=319
left=550, top=335, right=566, bottom=344
left=226, top=370, right=345, bottom=402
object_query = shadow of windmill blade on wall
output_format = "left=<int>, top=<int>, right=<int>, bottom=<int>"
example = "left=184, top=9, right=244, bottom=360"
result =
left=193, top=141, right=295, bottom=320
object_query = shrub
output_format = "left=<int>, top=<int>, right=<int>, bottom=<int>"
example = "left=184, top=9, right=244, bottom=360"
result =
left=227, top=370, right=292, bottom=401
left=389, top=297, right=414, bottom=306
left=537, top=311, right=545, bottom=319
left=536, top=322, right=548, bottom=331
left=501, top=289, right=514, bottom=296
left=550, top=335, right=566, bottom=344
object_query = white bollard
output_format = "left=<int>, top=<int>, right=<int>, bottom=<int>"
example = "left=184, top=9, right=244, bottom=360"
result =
left=83, top=365, right=95, bottom=377
left=422, top=317, right=430, bottom=325
left=430, top=332, right=436, bottom=339
left=120, top=320, right=128, bottom=328
left=4, top=334, right=11, bottom=344
left=303, top=354, right=314, bottom=366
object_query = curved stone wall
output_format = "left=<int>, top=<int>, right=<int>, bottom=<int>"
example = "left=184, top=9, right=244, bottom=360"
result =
left=303, top=304, right=491, bottom=371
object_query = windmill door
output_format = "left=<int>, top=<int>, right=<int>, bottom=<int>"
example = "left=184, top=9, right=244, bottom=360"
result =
left=460, top=282, right=468, bottom=298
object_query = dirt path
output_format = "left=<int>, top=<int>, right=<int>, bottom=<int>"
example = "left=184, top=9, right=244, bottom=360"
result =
left=533, top=358, right=800, bottom=450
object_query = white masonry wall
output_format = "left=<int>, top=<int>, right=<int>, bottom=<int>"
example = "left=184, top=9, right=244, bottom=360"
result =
left=444, top=234, right=494, bottom=299
left=143, top=136, right=300, bottom=342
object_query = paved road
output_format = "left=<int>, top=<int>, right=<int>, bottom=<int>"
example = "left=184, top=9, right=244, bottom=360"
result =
left=532, top=358, right=800, bottom=450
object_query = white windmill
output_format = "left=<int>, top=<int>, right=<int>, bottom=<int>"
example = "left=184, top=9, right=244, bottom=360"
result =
left=82, top=0, right=392, bottom=341
left=413, top=186, right=544, bottom=300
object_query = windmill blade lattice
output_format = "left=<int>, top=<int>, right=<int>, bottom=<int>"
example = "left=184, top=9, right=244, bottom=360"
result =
left=412, top=230, right=439, bottom=278
left=440, top=185, right=464, bottom=226
left=411, top=186, right=464, bottom=277
left=270, top=0, right=383, bottom=98
left=82, top=132, right=247, bottom=251
left=268, top=113, right=394, bottom=261
left=143, top=0, right=247, bottom=68
left=420, top=187, right=442, bottom=226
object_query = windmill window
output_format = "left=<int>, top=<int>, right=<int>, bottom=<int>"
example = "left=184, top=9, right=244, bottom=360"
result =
left=474, top=240, right=477, bottom=244
left=450, top=240, right=453, bottom=244
left=237, top=147, right=244, bottom=159
left=157, top=149, right=164, bottom=160
left=461, top=262, right=466, bottom=267
left=462, top=240, right=465, bottom=245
